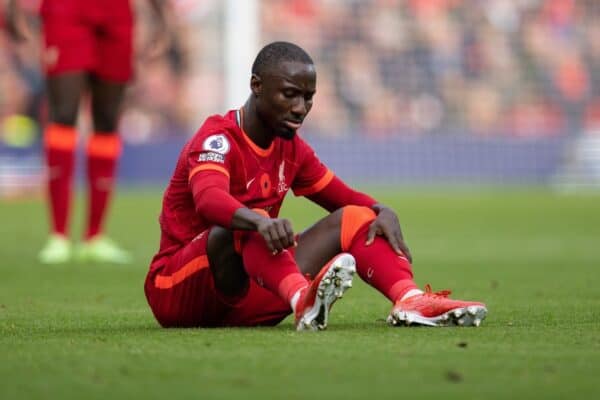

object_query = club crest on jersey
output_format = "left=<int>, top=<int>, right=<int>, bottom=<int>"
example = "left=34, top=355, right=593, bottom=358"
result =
left=277, top=161, right=289, bottom=194
left=203, top=134, right=230, bottom=154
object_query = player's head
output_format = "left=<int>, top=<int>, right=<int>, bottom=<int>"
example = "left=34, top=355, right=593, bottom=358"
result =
left=250, top=41, right=316, bottom=140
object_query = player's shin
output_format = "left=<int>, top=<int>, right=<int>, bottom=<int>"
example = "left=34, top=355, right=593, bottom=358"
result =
left=44, top=123, right=77, bottom=236
left=239, top=231, right=308, bottom=306
left=341, top=206, right=419, bottom=302
left=85, top=133, right=121, bottom=240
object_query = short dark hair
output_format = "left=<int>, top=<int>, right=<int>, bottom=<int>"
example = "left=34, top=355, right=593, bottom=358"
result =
left=251, top=41, right=313, bottom=76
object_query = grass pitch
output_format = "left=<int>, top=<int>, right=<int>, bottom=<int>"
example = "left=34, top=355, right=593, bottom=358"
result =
left=1, top=188, right=599, bottom=399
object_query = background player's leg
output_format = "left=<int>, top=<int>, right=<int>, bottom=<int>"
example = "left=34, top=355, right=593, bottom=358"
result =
left=89, top=76, right=126, bottom=133
left=79, top=77, right=130, bottom=263
left=39, top=73, right=86, bottom=264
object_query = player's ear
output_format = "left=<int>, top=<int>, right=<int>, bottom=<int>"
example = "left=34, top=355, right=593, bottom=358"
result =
left=250, top=74, right=262, bottom=97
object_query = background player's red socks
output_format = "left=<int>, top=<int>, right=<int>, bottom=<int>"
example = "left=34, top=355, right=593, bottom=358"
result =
left=341, top=206, right=418, bottom=302
left=85, top=133, right=121, bottom=240
left=240, top=231, right=308, bottom=305
left=44, top=123, right=77, bottom=236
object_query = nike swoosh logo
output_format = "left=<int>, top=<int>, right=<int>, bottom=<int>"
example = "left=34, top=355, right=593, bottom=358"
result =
left=246, top=177, right=256, bottom=190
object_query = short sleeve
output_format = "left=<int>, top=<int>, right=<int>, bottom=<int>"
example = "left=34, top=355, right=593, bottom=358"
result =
left=187, top=129, right=238, bottom=184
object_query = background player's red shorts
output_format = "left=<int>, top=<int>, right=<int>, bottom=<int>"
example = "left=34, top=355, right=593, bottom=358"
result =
left=40, top=0, right=133, bottom=82
left=144, top=229, right=291, bottom=328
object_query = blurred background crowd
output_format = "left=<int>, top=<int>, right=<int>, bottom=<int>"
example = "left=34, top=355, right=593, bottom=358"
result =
left=1, top=0, right=599, bottom=146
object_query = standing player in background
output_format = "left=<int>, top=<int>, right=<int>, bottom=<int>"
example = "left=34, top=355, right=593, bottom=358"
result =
left=6, top=0, right=169, bottom=264
left=144, top=41, right=488, bottom=331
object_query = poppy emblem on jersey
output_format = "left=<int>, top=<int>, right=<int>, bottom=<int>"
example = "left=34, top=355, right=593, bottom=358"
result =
left=203, top=134, right=230, bottom=155
left=260, top=173, right=271, bottom=197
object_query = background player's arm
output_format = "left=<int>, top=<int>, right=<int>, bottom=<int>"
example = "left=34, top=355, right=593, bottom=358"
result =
left=5, top=0, right=32, bottom=42
left=141, top=0, right=172, bottom=60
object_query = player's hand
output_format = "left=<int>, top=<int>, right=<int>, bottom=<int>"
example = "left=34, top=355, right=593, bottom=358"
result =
left=366, top=205, right=413, bottom=263
left=256, top=217, right=296, bottom=255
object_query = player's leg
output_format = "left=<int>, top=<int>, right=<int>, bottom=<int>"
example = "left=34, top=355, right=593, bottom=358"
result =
left=296, top=206, right=418, bottom=298
left=146, top=226, right=290, bottom=328
left=207, top=218, right=355, bottom=330
left=38, top=73, right=86, bottom=263
left=207, top=227, right=291, bottom=327
left=206, top=224, right=306, bottom=327
left=77, top=77, right=130, bottom=263
left=295, top=206, right=487, bottom=327
left=206, top=227, right=248, bottom=298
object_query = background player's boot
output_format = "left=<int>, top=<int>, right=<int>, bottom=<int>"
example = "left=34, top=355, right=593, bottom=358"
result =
left=295, top=253, right=356, bottom=331
left=77, top=236, right=132, bottom=264
left=387, top=284, right=487, bottom=327
left=38, top=234, right=72, bottom=264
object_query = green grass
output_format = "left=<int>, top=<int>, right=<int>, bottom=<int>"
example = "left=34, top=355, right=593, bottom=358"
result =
left=1, top=188, right=599, bottom=399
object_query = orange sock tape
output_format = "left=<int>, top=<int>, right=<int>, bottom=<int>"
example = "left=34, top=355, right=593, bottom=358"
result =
left=44, top=123, right=77, bottom=151
left=87, top=133, right=122, bottom=159
left=340, top=205, right=376, bottom=251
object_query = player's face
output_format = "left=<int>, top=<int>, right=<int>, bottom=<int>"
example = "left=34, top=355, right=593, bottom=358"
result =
left=255, top=61, right=316, bottom=140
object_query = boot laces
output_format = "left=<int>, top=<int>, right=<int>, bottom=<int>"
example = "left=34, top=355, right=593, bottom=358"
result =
left=423, top=284, right=451, bottom=298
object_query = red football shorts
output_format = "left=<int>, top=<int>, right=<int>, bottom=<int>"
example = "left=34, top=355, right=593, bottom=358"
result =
left=40, top=0, right=133, bottom=82
left=144, top=229, right=291, bottom=328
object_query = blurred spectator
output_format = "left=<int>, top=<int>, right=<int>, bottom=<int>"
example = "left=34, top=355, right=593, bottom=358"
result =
left=1, top=0, right=600, bottom=140
left=261, top=0, right=600, bottom=138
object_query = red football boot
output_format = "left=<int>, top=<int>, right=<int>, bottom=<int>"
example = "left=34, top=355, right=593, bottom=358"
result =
left=295, top=253, right=356, bottom=331
left=387, top=285, right=487, bottom=327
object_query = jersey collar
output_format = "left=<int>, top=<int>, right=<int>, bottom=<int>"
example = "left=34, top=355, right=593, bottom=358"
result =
left=236, top=108, right=275, bottom=158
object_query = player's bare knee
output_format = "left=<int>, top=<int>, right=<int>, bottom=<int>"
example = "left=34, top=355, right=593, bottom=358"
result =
left=50, top=106, right=78, bottom=126
left=92, top=108, right=119, bottom=132
left=207, top=226, right=234, bottom=254
left=329, top=208, right=345, bottom=228
left=207, top=227, right=247, bottom=295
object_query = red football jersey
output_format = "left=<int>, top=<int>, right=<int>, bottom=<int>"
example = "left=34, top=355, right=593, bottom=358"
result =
left=151, top=109, right=333, bottom=269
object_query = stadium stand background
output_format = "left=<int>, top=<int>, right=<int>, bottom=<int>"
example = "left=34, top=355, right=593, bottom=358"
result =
left=1, top=0, right=600, bottom=194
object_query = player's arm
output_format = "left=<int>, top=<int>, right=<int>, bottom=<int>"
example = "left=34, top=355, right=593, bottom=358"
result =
left=306, top=176, right=413, bottom=262
left=5, top=0, right=31, bottom=42
left=189, top=170, right=295, bottom=254
left=188, top=130, right=295, bottom=254
left=292, top=139, right=412, bottom=261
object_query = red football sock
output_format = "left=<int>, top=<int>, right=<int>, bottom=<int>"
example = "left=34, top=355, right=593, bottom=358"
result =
left=240, top=231, right=308, bottom=305
left=341, top=206, right=418, bottom=302
left=85, top=133, right=121, bottom=240
left=44, top=123, right=77, bottom=236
